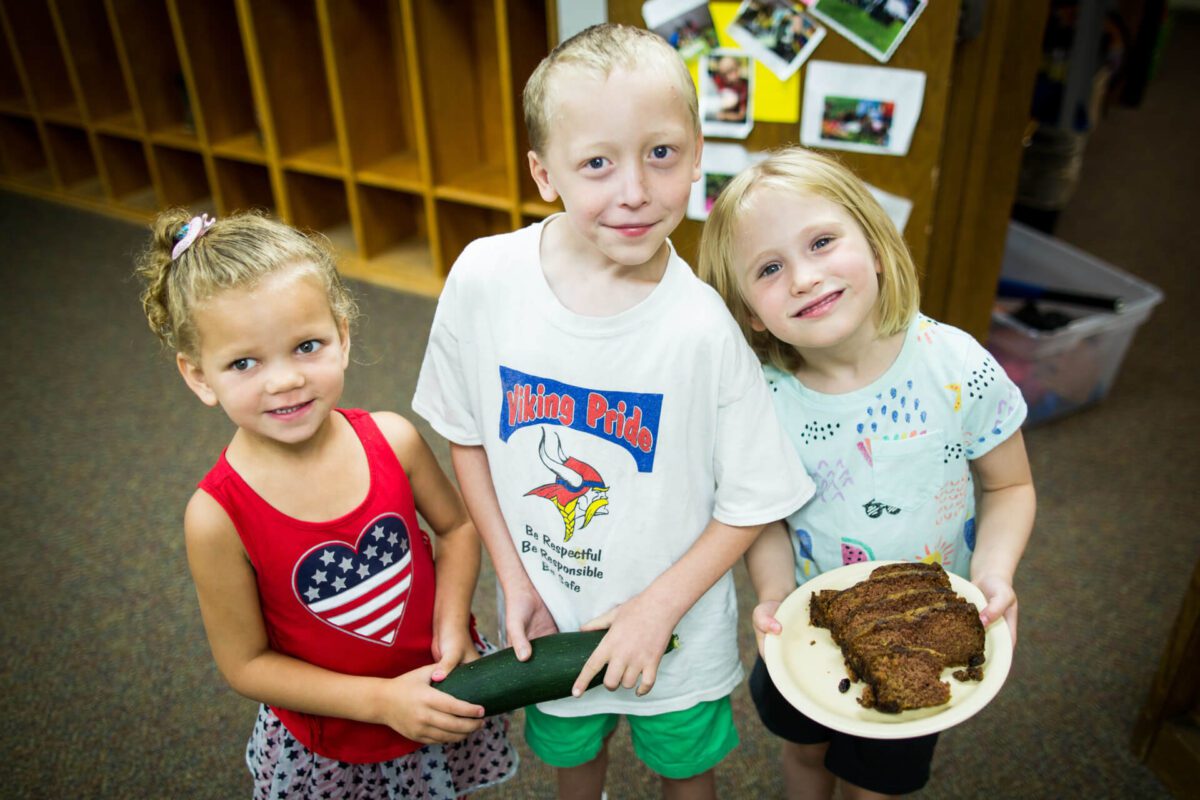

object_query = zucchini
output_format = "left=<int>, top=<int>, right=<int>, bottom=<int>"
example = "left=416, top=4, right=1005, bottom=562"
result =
left=435, top=630, right=681, bottom=715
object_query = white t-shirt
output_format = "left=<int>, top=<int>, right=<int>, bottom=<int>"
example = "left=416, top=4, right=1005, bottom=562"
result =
left=765, top=315, right=1027, bottom=585
left=413, top=218, right=814, bottom=716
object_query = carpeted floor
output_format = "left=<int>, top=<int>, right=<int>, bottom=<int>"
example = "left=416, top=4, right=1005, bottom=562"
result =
left=2, top=13, right=1198, bottom=800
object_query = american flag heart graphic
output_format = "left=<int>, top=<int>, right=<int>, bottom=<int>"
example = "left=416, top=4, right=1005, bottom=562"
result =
left=293, top=514, right=414, bottom=645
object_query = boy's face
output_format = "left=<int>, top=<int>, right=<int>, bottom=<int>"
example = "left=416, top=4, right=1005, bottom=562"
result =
left=528, top=66, right=701, bottom=272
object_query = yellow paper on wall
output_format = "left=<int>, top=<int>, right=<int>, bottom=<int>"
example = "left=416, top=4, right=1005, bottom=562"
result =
left=687, top=1, right=801, bottom=124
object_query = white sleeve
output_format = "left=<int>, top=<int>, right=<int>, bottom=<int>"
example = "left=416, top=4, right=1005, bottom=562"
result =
left=711, top=329, right=816, bottom=526
left=411, top=253, right=482, bottom=445
left=960, top=335, right=1028, bottom=459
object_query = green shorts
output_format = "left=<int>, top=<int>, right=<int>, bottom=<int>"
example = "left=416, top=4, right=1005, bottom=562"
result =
left=523, top=696, right=739, bottom=780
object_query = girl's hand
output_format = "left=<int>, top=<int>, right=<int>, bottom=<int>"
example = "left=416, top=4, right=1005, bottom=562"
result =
left=505, top=585, right=559, bottom=662
left=974, top=574, right=1019, bottom=648
left=752, top=600, right=783, bottom=658
left=574, top=597, right=677, bottom=698
left=430, top=626, right=479, bottom=683
left=378, top=664, right=485, bottom=744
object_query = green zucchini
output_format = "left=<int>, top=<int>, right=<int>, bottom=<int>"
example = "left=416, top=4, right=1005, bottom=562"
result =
left=435, top=630, right=681, bottom=715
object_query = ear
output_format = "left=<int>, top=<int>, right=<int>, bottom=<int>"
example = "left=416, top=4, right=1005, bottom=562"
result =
left=177, top=353, right=219, bottom=407
left=528, top=150, right=559, bottom=203
left=338, top=317, right=351, bottom=369
left=748, top=311, right=768, bottom=333
left=691, top=134, right=704, bottom=183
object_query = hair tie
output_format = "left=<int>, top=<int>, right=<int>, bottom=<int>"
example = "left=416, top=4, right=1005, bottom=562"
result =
left=172, top=213, right=216, bottom=260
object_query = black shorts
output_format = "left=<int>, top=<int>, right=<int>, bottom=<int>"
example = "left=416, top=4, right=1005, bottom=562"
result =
left=748, top=656, right=939, bottom=795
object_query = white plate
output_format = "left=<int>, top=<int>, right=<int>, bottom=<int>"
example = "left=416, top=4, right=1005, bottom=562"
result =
left=763, top=561, right=1013, bottom=739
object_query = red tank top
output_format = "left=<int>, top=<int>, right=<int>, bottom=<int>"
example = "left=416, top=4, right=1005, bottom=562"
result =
left=198, top=409, right=435, bottom=763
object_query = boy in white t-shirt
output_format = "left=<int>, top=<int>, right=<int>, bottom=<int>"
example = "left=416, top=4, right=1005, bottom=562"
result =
left=413, top=24, right=814, bottom=798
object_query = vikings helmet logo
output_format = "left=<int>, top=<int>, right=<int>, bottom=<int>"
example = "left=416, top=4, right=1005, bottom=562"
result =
left=525, top=429, right=609, bottom=542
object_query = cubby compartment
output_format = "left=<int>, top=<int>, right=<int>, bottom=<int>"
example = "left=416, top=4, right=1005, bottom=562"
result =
left=152, top=144, right=210, bottom=209
left=344, top=184, right=442, bottom=296
left=44, top=123, right=100, bottom=198
left=0, top=114, right=50, bottom=186
left=3, top=1, right=78, bottom=122
left=413, top=0, right=510, bottom=206
left=51, top=0, right=133, bottom=130
left=505, top=0, right=553, bottom=211
left=323, top=0, right=422, bottom=191
left=96, top=133, right=154, bottom=210
left=283, top=170, right=351, bottom=247
left=245, top=0, right=341, bottom=174
left=355, top=184, right=426, bottom=259
left=107, top=0, right=194, bottom=144
left=212, top=157, right=273, bottom=215
left=0, top=28, right=28, bottom=113
left=435, top=200, right=513, bottom=273
left=171, top=0, right=261, bottom=160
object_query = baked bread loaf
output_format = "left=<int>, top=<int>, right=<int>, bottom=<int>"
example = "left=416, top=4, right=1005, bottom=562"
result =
left=810, top=562, right=986, bottom=713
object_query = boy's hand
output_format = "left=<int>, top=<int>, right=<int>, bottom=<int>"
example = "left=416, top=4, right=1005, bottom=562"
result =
left=381, top=665, right=484, bottom=744
left=573, top=597, right=677, bottom=698
left=430, top=626, right=479, bottom=683
left=974, top=574, right=1019, bottom=647
left=505, top=585, right=559, bottom=661
left=752, top=600, right=783, bottom=658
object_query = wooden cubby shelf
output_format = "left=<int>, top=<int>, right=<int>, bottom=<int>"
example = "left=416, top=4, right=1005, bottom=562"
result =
left=0, top=0, right=556, bottom=294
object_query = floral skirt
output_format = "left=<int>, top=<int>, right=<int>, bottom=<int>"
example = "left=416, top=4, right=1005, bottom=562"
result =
left=245, top=703, right=517, bottom=799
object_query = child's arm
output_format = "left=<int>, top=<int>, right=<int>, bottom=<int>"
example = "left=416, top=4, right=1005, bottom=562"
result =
left=744, top=521, right=798, bottom=657
left=184, top=490, right=485, bottom=744
left=450, top=443, right=559, bottom=660
left=375, top=412, right=479, bottom=678
left=572, top=519, right=767, bottom=697
left=969, top=429, right=1036, bottom=645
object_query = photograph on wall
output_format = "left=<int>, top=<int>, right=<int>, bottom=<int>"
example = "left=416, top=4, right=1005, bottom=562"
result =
left=699, top=50, right=755, bottom=139
left=642, top=0, right=721, bottom=62
left=809, top=0, right=928, bottom=63
left=725, top=0, right=826, bottom=80
left=687, top=142, right=767, bottom=220
left=800, top=60, right=925, bottom=157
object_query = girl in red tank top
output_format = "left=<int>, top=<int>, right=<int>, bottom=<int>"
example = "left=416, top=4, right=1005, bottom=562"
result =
left=135, top=209, right=515, bottom=798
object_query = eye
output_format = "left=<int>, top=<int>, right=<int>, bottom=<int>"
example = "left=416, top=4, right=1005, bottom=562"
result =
left=650, top=145, right=671, bottom=160
left=812, top=235, right=834, bottom=251
left=584, top=156, right=608, bottom=170
left=230, top=357, right=257, bottom=372
left=296, top=339, right=323, bottom=355
left=757, top=262, right=782, bottom=279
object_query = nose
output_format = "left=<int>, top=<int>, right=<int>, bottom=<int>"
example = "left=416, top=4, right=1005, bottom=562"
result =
left=265, top=363, right=305, bottom=394
left=617, top=163, right=649, bottom=208
left=788, top=261, right=820, bottom=295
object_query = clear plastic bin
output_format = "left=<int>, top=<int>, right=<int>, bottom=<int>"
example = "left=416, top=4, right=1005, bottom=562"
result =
left=985, top=222, right=1163, bottom=426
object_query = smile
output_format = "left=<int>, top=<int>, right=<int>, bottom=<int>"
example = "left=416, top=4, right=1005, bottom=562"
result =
left=268, top=401, right=313, bottom=416
left=795, top=291, right=843, bottom=318
left=609, top=222, right=656, bottom=238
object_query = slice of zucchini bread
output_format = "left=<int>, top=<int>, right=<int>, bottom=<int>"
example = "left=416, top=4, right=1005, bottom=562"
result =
left=810, top=562, right=986, bottom=713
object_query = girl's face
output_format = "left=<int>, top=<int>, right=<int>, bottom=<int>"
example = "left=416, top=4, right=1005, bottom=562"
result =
left=177, top=265, right=350, bottom=447
left=732, top=186, right=882, bottom=362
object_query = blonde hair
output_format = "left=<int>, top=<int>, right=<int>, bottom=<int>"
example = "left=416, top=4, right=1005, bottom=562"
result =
left=134, top=208, right=357, bottom=360
left=523, top=23, right=699, bottom=155
left=698, top=147, right=920, bottom=374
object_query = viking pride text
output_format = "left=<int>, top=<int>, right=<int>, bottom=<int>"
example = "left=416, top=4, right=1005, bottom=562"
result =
left=499, top=366, right=663, bottom=473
